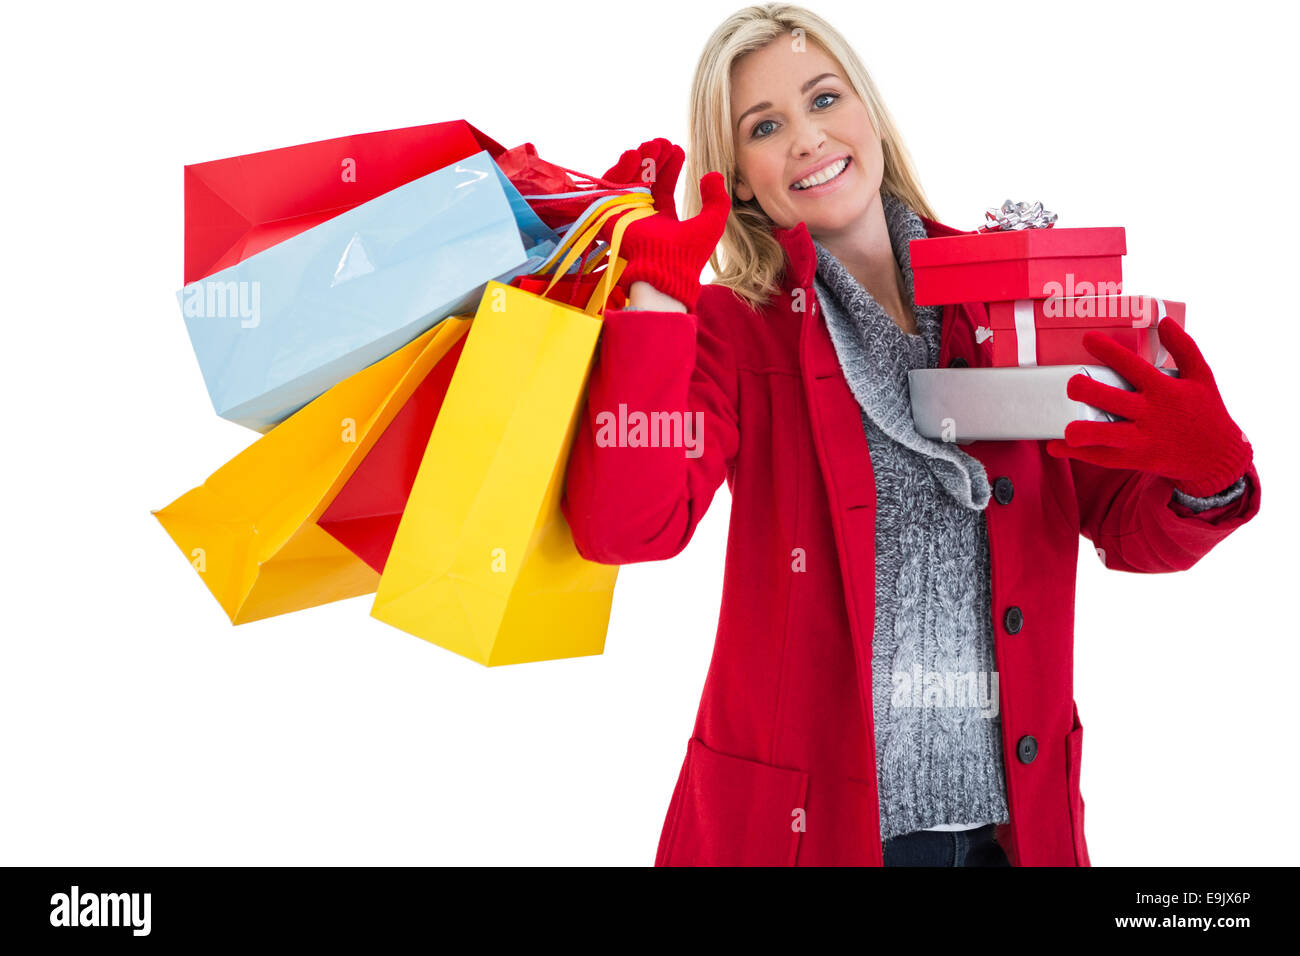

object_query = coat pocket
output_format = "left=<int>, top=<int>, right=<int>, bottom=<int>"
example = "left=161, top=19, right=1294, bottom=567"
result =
left=660, top=736, right=809, bottom=866
left=1065, top=700, right=1092, bottom=867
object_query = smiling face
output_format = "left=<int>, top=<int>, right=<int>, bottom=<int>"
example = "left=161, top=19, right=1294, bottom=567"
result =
left=730, top=38, right=883, bottom=234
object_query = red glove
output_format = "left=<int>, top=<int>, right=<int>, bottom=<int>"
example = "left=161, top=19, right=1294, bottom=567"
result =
left=1045, top=320, right=1253, bottom=497
left=600, top=137, right=684, bottom=218
left=588, top=139, right=731, bottom=311
left=613, top=171, right=730, bottom=312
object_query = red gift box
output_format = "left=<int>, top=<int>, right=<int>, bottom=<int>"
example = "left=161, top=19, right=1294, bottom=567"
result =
left=909, top=226, right=1126, bottom=306
left=983, top=295, right=1185, bottom=368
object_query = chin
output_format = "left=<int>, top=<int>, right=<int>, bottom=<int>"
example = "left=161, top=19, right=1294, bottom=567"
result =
left=801, top=190, right=873, bottom=234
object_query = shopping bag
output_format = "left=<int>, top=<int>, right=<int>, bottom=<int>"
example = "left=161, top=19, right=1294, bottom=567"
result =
left=316, top=331, right=468, bottom=574
left=494, top=141, right=649, bottom=231
left=508, top=243, right=629, bottom=310
left=153, top=319, right=470, bottom=624
left=185, top=119, right=506, bottom=283
left=316, top=194, right=637, bottom=575
left=370, top=194, right=655, bottom=665
left=178, top=149, right=557, bottom=432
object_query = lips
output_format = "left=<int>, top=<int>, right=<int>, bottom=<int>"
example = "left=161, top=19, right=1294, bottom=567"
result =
left=790, top=155, right=851, bottom=191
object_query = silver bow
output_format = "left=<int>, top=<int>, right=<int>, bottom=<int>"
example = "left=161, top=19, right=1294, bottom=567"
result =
left=982, top=199, right=1057, bottom=231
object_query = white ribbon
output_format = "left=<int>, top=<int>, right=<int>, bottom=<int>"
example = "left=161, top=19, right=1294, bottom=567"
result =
left=1151, top=298, right=1170, bottom=367
left=1014, top=299, right=1037, bottom=366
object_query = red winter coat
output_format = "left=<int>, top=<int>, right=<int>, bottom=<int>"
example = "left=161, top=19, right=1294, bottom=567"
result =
left=560, top=216, right=1262, bottom=866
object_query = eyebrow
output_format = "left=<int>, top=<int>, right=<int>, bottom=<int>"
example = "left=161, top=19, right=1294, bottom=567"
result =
left=735, top=73, right=840, bottom=131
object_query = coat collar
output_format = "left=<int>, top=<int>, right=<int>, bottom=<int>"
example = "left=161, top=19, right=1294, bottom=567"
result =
left=772, top=209, right=972, bottom=293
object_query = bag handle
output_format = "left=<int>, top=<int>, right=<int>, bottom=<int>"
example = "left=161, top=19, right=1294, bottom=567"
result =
left=509, top=192, right=650, bottom=310
left=580, top=209, right=653, bottom=316
left=533, top=192, right=653, bottom=275
left=519, top=162, right=648, bottom=200
left=538, top=196, right=656, bottom=315
left=519, top=159, right=652, bottom=228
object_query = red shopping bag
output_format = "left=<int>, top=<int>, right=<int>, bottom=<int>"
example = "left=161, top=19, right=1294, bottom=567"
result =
left=184, top=120, right=505, bottom=283
left=316, top=273, right=626, bottom=574
left=510, top=271, right=628, bottom=311
left=317, top=203, right=632, bottom=575
left=317, top=323, right=471, bottom=574
left=495, top=142, right=644, bottom=231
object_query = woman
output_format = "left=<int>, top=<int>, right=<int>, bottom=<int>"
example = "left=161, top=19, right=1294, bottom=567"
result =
left=560, top=3, right=1260, bottom=866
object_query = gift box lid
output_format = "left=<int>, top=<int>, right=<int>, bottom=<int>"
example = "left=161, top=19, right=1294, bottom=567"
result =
left=910, top=226, right=1126, bottom=267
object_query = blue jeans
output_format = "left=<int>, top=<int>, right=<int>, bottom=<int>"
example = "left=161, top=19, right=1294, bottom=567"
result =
left=882, top=824, right=1011, bottom=867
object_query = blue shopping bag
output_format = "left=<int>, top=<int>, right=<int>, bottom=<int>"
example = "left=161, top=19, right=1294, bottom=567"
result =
left=177, top=150, right=558, bottom=432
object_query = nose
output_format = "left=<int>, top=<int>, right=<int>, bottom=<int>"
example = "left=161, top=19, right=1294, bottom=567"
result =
left=790, top=111, right=826, bottom=158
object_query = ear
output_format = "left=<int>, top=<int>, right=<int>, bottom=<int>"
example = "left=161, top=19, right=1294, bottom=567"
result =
left=735, top=179, right=754, bottom=202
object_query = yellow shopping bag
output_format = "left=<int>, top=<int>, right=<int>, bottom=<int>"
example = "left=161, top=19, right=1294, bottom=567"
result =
left=371, top=194, right=656, bottom=665
left=154, top=319, right=471, bottom=624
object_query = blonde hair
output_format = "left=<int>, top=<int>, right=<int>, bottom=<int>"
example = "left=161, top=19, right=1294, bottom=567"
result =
left=682, top=4, right=938, bottom=311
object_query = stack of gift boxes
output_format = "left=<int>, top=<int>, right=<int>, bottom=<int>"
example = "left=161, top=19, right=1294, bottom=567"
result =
left=906, top=201, right=1183, bottom=442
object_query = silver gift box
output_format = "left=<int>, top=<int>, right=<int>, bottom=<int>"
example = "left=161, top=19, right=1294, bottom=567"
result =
left=908, top=364, right=1180, bottom=442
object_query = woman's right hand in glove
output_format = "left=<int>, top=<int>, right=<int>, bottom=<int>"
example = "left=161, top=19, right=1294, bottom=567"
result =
left=593, top=139, right=731, bottom=312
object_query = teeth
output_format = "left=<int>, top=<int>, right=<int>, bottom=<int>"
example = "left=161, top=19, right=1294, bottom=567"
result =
left=793, top=158, right=848, bottom=190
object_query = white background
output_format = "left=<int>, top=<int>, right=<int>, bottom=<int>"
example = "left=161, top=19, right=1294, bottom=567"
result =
left=2, top=0, right=1295, bottom=866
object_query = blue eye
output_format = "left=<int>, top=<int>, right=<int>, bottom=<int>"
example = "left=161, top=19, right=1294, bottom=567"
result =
left=750, top=91, right=840, bottom=139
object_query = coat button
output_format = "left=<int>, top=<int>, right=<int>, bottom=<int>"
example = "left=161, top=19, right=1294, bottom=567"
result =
left=1017, top=735, right=1038, bottom=764
left=993, top=476, right=1014, bottom=505
left=948, top=356, right=969, bottom=368
left=1004, top=606, right=1023, bottom=634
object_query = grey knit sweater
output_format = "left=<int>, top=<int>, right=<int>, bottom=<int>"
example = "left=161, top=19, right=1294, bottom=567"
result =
left=813, top=195, right=1008, bottom=838
left=810, top=193, right=1245, bottom=839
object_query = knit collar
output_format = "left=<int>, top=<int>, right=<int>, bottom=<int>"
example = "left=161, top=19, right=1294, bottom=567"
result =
left=811, top=193, right=991, bottom=511
left=813, top=192, right=943, bottom=367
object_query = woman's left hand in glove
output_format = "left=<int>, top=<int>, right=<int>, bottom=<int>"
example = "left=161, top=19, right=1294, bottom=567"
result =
left=1045, top=319, right=1253, bottom=497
